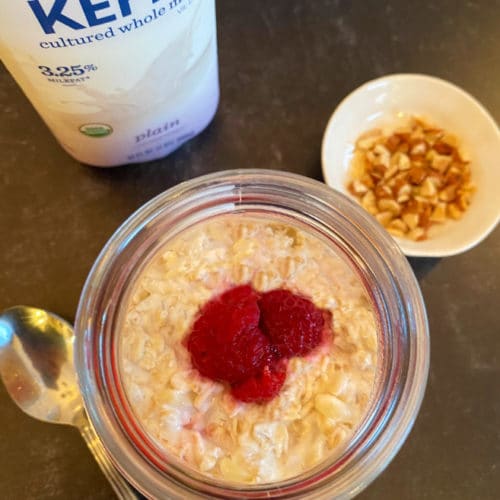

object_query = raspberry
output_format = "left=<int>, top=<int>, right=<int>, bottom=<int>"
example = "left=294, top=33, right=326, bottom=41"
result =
left=186, top=284, right=330, bottom=404
left=259, top=289, right=325, bottom=358
left=187, top=285, right=270, bottom=384
left=231, top=363, right=287, bottom=403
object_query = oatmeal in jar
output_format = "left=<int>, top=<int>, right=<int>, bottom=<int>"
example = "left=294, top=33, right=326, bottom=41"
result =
left=120, top=215, right=378, bottom=484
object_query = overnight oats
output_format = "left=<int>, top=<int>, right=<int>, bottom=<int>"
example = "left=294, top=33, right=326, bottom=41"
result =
left=119, top=215, right=378, bottom=484
left=76, top=170, right=429, bottom=499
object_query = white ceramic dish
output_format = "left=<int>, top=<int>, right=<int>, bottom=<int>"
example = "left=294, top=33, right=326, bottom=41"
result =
left=321, top=73, right=500, bottom=257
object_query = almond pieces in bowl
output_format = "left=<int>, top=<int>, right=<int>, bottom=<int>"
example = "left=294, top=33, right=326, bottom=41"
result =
left=347, top=117, right=475, bottom=241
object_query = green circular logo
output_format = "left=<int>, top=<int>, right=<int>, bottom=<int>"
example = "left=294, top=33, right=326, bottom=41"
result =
left=79, top=123, right=113, bottom=138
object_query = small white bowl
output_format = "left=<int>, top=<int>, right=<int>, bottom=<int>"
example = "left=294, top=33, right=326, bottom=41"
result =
left=321, top=73, right=500, bottom=257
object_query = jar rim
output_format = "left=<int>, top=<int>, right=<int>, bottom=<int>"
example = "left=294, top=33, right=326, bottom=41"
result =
left=75, top=169, right=429, bottom=499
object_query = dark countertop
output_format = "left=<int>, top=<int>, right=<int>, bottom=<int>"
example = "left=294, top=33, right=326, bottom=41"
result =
left=1, top=1, right=499, bottom=498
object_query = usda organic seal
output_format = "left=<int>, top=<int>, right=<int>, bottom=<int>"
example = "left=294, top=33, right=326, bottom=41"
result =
left=79, top=123, right=113, bottom=138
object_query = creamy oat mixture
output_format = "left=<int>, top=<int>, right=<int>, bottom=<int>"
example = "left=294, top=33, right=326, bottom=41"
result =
left=120, top=215, right=378, bottom=484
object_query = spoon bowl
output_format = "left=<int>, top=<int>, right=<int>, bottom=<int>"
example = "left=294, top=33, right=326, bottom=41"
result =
left=0, top=306, right=81, bottom=425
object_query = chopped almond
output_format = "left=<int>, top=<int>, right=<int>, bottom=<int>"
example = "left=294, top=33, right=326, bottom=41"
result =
left=447, top=203, right=463, bottom=220
left=388, top=219, right=408, bottom=233
left=420, top=177, right=438, bottom=198
left=430, top=203, right=447, bottom=222
left=375, top=185, right=393, bottom=199
left=361, top=190, right=377, bottom=215
left=375, top=211, right=393, bottom=227
left=410, top=141, right=427, bottom=156
left=395, top=152, right=411, bottom=170
left=396, top=183, right=412, bottom=203
left=433, top=142, right=454, bottom=155
left=431, top=153, right=452, bottom=172
left=386, top=134, right=401, bottom=152
left=439, top=184, right=458, bottom=202
left=387, top=227, right=405, bottom=238
left=407, top=227, right=426, bottom=241
left=378, top=198, right=401, bottom=215
left=408, top=167, right=427, bottom=185
left=350, top=179, right=369, bottom=195
left=402, top=213, right=419, bottom=230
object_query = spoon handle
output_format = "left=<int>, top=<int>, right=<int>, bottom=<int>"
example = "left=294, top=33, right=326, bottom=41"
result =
left=78, top=414, right=139, bottom=499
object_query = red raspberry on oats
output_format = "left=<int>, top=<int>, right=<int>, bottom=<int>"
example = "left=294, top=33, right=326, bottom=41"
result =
left=187, top=285, right=270, bottom=384
left=259, top=289, right=326, bottom=358
left=231, top=363, right=287, bottom=403
left=187, top=285, right=329, bottom=403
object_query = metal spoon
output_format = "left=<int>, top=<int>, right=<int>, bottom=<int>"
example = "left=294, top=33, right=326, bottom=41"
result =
left=0, top=306, right=138, bottom=499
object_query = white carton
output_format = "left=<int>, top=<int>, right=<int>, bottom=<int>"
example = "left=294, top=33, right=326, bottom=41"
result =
left=0, top=0, right=219, bottom=166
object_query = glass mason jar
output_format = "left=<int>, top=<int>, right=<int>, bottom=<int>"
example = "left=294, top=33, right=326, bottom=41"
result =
left=75, top=169, right=429, bottom=499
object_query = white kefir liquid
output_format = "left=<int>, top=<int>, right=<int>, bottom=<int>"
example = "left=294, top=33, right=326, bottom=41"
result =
left=0, top=0, right=219, bottom=166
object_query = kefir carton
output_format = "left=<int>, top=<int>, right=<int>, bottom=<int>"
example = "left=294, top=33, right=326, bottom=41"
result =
left=0, top=0, right=219, bottom=166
